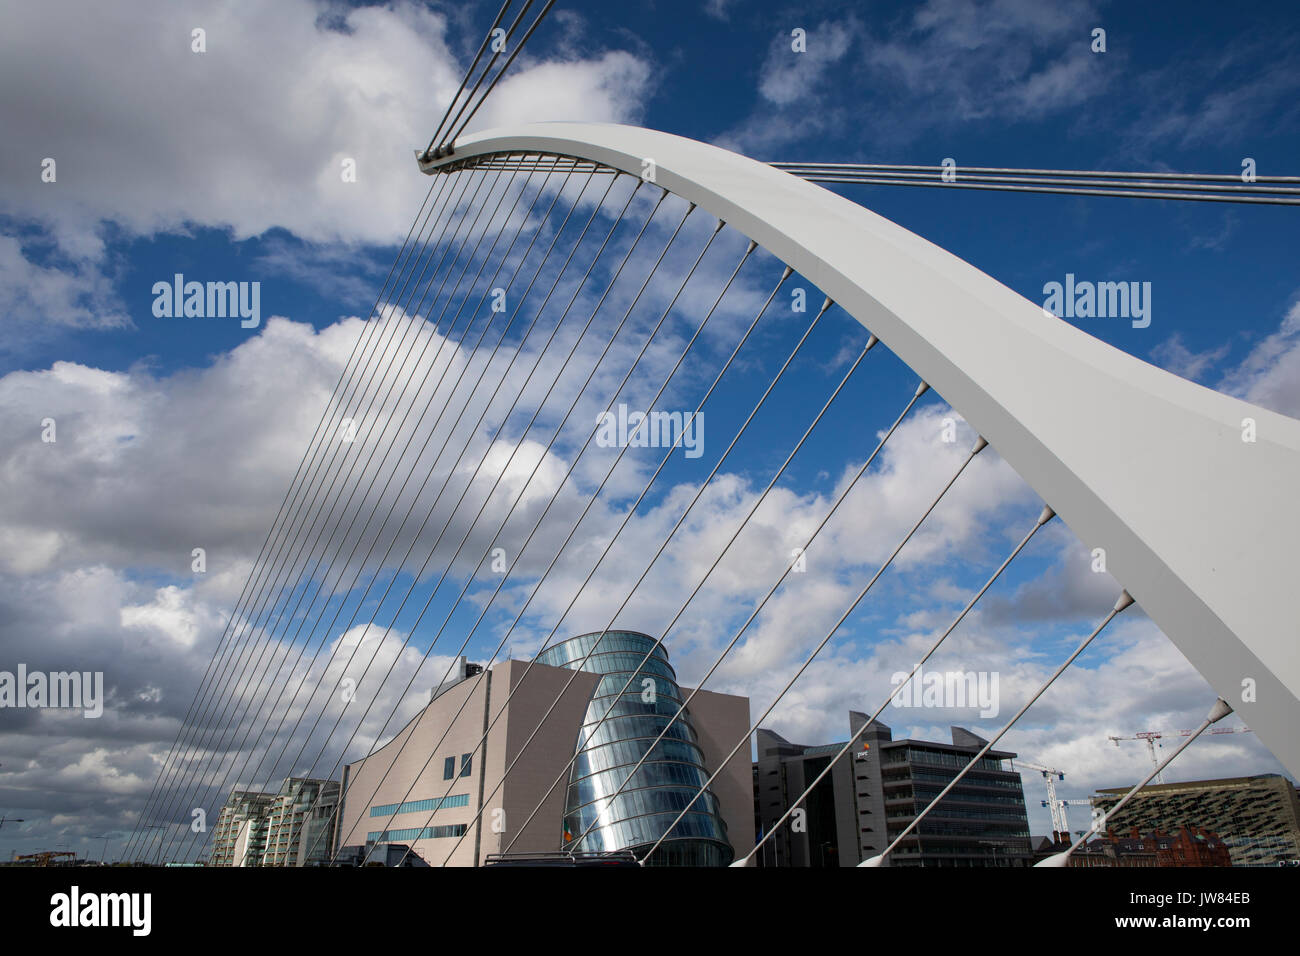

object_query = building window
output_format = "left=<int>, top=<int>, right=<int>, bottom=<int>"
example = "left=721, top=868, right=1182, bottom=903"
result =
left=370, top=794, right=470, bottom=817
left=460, top=753, right=472, bottom=777
left=367, top=824, right=468, bottom=842
left=443, top=756, right=456, bottom=780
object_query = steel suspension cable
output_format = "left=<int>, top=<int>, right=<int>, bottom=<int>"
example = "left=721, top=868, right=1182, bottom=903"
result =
left=124, top=174, right=447, bottom=859
left=152, top=160, right=512, bottom=863
left=861, top=588, right=1135, bottom=866
left=742, top=502, right=1058, bottom=866
left=514, top=309, right=880, bottom=855
left=189, top=157, right=575, bottom=819
left=564, top=363, right=933, bottom=854
left=775, top=168, right=1300, bottom=197
left=382, top=230, right=770, bottom=867
left=147, top=164, right=506, bottom=859
left=320, top=199, right=715, bottom=860
left=162, top=160, right=577, bottom=861
left=274, top=178, right=654, bottom=864
left=441, top=283, right=839, bottom=864
left=221, top=169, right=627, bottom=862
left=444, top=1, right=559, bottom=148
left=429, top=0, right=546, bottom=160
left=301, top=188, right=684, bottom=863
left=336, top=204, right=730, bottom=864
left=771, top=161, right=1300, bottom=182
left=771, top=166, right=1300, bottom=206
left=1037, top=697, right=1232, bottom=866
left=373, top=269, right=792, bottom=862
left=162, top=161, right=574, bottom=862
left=423, top=0, right=516, bottom=160
left=641, top=428, right=987, bottom=863
left=128, top=170, right=464, bottom=860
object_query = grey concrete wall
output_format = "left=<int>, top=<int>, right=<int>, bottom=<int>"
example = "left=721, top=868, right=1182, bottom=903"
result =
left=337, top=672, right=488, bottom=867
left=339, top=662, right=750, bottom=866
left=337, top=660, right=600, bottom=866
left=682, top=686, right=755, bottom=860
left=493, top=659, right=599, bottom=857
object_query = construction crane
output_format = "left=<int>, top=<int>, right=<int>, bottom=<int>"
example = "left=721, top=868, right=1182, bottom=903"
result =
left=1018, top=761, right=1071, bottom=834
left=1051, top=799, right=1094, bottom=837
left=1108, top=725, right=1253, bottom=781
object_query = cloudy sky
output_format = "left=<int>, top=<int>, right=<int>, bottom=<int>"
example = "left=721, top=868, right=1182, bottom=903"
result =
left=1, top=0, right=1298, bottom=863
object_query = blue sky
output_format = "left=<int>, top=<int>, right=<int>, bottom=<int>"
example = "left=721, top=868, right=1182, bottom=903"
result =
left=1, top=0, right=1297, bottom=861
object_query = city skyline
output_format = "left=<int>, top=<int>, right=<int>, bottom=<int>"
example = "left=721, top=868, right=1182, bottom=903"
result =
left=2, top=0, right=1298, bottom=863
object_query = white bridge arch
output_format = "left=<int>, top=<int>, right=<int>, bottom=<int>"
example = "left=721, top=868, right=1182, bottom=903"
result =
left=423, top=122, right=1300, bottom=779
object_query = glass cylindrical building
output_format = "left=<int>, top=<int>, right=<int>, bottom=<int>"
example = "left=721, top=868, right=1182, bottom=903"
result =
left=536, top=631, right=734, bottom=866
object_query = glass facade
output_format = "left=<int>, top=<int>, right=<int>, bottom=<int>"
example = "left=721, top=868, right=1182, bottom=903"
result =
left=370, top=793, right=469, bottom=817
left=537, top=630, right=734, bottom=866
left=367, top=824, right=467, bottom=842
left=880, top=750, right=1032, bottom=866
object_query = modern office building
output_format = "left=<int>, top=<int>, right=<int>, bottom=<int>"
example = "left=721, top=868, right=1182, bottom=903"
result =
left=754, top=714, right=1033, bottom=867
left=537, top=631, right=737, bottom=866
left=335, top=636, right=752, bottom=866
left=262, top=777, right=340, bottom=866
left=208, top=777, right=339, bottom=867
left=753, top=731, right=861, bottom=867
left=1090, top=774, right=1300, bottom=866
left=208, top=789, right=276, bottom=867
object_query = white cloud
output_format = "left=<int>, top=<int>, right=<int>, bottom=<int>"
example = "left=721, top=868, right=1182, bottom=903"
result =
left=721, top=0, right=1110, bottom=153
left=757, top=21, right=858, bottom=107
left=1218, top=297, right=1300, bottom=418
left=0, top=236, right=130, bottom=333
left=0, top=316, right=355, bottom=575
left=1149, top=332, right=1231, bottom=383
left=1, top=0, right=1294, bottom=855
left=0, top=1, right=652, bottom=249
left=0, top=0, right=655, bottom=344
left=2, top=296, right=1293, bottom=853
